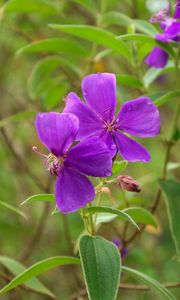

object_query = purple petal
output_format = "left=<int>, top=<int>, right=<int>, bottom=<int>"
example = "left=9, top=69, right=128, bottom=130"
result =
left=114, top=132, right=151, bottom=162
left=145, top=46, right=169, bottom=68
left=117, top=97, right=160, bottom=138
left=156, top=21, right=180, bottom=42
left=67, top=136, right=112, bottom=177
left=99, top=130, right=117, bottom=158
left=35, top=112, right=79, bottom=157
left=81, top=73, right=116, bottom=122
left=174, top=0, right=180, bottom=19
left=64, top=92, right=103, bottom=140
left=55, top=167, right=95, bottom=213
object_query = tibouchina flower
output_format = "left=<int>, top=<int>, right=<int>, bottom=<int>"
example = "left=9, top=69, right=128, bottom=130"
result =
left=146, top=1, right=180, bottom=68
left=34, top=112, right=112, bottom=213
left=64, top=73, right=160, bottom=162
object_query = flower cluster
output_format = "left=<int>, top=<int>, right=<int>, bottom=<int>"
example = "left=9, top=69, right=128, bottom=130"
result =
left=34, top=73, right=160, bottom=214
left=146, top=0, right=180, bottom=68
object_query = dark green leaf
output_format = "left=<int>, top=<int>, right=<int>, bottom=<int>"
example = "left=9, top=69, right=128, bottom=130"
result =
left=86, top=206, right=139, bottom=229
left=0, top=256, right=80, bottom=296
left=17, top=38, right=86, bottom=58
left=123, top=207, right=157, bottom=228
left=122, top=266, right=176, bottom=300
left=72, top=0, right=97, bottom=15
left=159, top=180, right=180, bottom=258
left=79, top=235, right=121, bottom=300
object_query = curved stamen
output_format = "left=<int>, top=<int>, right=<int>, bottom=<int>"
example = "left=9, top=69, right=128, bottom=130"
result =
left=32, top=146, right=49, bottom=158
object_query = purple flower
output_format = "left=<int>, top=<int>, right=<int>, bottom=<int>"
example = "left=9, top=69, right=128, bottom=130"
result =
left=113, top=238, right=128, bottom=258
left=146, top=1, right=180, bottom=68
left=64, top=73, right=160, bottom=162
left=34, top=112, right=112, bottom=213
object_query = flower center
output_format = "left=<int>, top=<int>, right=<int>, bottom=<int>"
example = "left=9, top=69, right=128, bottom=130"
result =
left=46, top=154, right=65, bottom=176
left=32, top=146, right=66, bottom=176
left=104, top=117, right=119, bottom=133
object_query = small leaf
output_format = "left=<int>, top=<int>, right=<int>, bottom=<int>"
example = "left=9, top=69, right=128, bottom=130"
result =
left=49, top=24, right=132, bottom=60
left=21, top=194, right=55, bottom=205
left=117, top=34, right=155, bottom=44
left=159, top=179, right=180, bottom=258
left=123, top=207, right=157, bottom=228
left=0, top=201, right=27, bottom=219
left=79, top=235, right=121, bottom=300
left=0, top=111, right=35, bottom=128
left=86, top=206, right=139, bottom=229
left=122, top=266, right=176, bottom=300
left=0, top=256, right=80, bottom=296
left=154, top=91, right=180, bottom=107
left=0, top=256, right=54, bottom=298
left=17, top=38, right=86, bottom=58
left=2, top=0, right=58, bottom=14
left=111, top=160, right=128, bottom=178
left=116, top=74, right=143, bottom=89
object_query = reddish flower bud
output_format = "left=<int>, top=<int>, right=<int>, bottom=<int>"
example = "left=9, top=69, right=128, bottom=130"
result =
left=117, top=175, right=141, bottom=192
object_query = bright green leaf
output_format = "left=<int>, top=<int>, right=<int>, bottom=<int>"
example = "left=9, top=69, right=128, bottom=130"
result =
left=116, top=74, right=143, bottom=89
left=122, top=266, right=176, bottom=300
left=71, top=0, right=97, bottom=15
left=49, top=24, right=132, bottom=60
left=0, top=201, right=27, bottom=219
left=79, top=235, right=121, bottom=300
left=159, top=179, right=180, bottom=258
left=154, top=91, right=180, bottom=107
left=0, top=256, right=55, bottom=298
left=112, top=160, right=128, bottom=178
left=0, top=111, right=35, bottom=128
left=2, top=0, right=58, bottom=14
left=21, top=194, right=55, bottom=205
left=0, top=256, right=80, bottom=296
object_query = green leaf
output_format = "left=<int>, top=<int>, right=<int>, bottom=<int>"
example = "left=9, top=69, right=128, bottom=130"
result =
left=72, top=0, right=97, bottom=15
left=112, top=160, right=128, bottom=178
left=0, top=256, right=80, bottom=296
left=122, top=266, right=176, bottom=300
left=143, top=68, right=162, bottom=88
left=17, top=38, right=86, bottom=58
left=159, top=179, right=180, bottom=258
left=86, top=206, right=139, bottom=229
left=116, top=74, right=143, bottom=89
left=21, top=194, right=55, bottom=205
left=49, top=24, right=132, bottom=60
left=154, top=91, right=180, bottom=107
left=123, top=207, right=157, bottom=228
left=2, top=0, right=58, bottom=14
left=102, top=12, right=158, bottom=35
left=0, top=201, right=27, bottom=219
left=79, top=235, right=121, bottom=300
left=0, top=256, right=55, bottom=298
left=0, top=111, right=35, bottom=128
left=117, top=34, right=155, bottom=44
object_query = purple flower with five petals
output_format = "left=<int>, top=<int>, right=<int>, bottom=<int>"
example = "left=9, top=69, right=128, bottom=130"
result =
left=146, top=1, right=180, bottom=68
left=64, top=73, right=160, bottom=162
left=34, top=112, right=112, bottom=213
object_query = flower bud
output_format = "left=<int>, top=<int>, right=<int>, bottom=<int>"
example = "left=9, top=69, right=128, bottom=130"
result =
left=117, top=175, right=141, bottom=192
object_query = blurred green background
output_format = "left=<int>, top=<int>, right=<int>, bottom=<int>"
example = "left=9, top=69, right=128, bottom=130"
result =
left=0, top=0, right=179, bottom=299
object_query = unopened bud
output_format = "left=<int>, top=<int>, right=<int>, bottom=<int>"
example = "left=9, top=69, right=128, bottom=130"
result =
left=117, top=175, right=141, bottom=192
